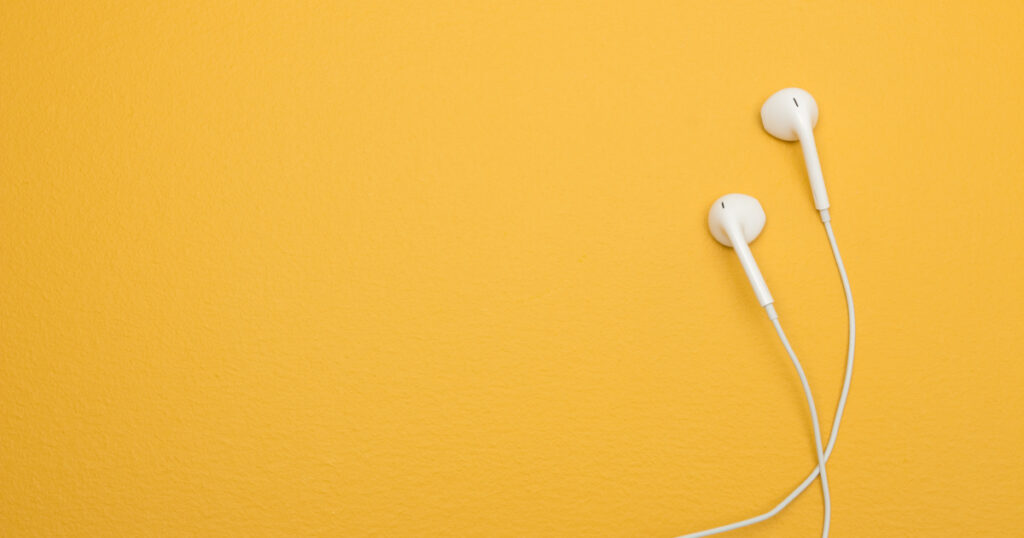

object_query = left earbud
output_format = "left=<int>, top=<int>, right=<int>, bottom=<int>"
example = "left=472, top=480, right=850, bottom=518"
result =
left=708, top=194, right=773, bottom=307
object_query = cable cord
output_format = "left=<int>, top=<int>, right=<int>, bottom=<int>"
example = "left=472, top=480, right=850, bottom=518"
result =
left=677, top=212, right=855, bottom=537
left=768, top=306, right=831, bottom=538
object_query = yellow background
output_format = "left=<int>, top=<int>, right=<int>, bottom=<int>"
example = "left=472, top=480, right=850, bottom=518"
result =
left=2, top=1, right=1023, bottom=536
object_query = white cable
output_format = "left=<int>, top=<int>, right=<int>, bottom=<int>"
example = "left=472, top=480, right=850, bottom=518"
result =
left=767, top=305, right=831, bottom=538
left=677, top=211, right=855, bottom=537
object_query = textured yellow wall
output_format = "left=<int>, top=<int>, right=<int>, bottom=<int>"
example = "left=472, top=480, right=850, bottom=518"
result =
left=2, top=1, right=1023, bottom=536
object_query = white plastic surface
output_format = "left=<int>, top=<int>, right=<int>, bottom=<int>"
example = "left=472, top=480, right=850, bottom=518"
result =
left=707, top=194, right=773, bottom=307
left=761, top=88, right=830, bottom=210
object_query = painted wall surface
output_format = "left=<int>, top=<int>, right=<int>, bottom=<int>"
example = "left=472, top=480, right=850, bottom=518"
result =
left=2, top=2, right=1023, bottom=536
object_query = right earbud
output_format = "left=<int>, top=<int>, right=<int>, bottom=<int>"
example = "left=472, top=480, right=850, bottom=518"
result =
left=761, top=88, right=830, bottom=211
left=708, top=194, right=773, bottom=307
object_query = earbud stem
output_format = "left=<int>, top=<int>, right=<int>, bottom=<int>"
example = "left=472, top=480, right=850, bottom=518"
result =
left=796, top=123, right=830, bottom=211
left=724, top=219, right=774, bottom=307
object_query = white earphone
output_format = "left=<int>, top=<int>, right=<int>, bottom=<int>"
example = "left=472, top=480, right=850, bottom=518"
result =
left=761, top=88, right=830, bottom=211
left=677, top=88, right=857, bottom=538
left=707, top=194, right=771, bottom=307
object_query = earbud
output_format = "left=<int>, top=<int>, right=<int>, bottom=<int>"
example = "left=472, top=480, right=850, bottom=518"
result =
left=761, top=88, right=829, bottom=211
left=708, top=194, right=773, bottom=307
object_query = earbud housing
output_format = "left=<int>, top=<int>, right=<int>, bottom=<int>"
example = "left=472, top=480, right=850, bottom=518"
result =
left=708, top=194, right=773, bottom=307
left=761, top=88, right=830, bottom=211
